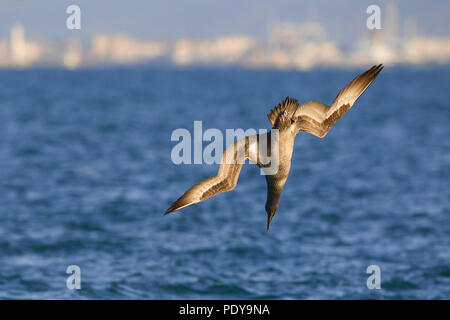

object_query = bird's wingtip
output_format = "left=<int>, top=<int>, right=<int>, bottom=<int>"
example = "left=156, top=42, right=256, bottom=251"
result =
left=164, top=196, right=193, bottom=215
left=164, top=205, right=176, bottom=215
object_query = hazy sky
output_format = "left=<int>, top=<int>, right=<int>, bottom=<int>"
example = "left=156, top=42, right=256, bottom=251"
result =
left=1, top=0, right=449, bottom=44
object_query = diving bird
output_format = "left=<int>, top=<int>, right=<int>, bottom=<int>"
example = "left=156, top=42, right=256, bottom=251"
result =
left=165, top=64, right=383, bottom=231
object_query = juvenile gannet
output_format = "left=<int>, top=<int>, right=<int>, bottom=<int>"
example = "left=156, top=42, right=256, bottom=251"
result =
left=165, top=64, right=383, bottom=231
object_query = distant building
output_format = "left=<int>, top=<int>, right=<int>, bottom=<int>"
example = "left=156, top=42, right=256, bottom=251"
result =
left=90, top=34, right=168, bottom=65
left=247, top=22, right=343, bottom=70
left=403, top=37, right=450, bottom=64
left=10, top=24, right=42, bottom=67
left=349, top=31, right=399, bottom=67
left=172, top=35, right=255, bottom=66
left=63, top=39, right=83, bottom=69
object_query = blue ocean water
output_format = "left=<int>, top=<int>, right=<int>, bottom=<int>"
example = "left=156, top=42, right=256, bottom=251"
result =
left=0, top=67, right=448, bottom=299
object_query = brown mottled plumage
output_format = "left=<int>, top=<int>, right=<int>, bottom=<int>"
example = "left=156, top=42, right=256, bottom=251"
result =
left=165, top=65, right=383, bottom=231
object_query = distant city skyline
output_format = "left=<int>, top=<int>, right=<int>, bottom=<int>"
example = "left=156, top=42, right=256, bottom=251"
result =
left=0, top=1, right=449, bottom=69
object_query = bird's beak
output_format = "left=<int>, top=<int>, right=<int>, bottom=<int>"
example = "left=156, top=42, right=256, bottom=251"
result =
left=267, top=213, right=275, bottom=232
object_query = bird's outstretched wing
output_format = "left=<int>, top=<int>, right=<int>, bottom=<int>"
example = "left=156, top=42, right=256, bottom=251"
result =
left=165, top=134, right=269, bottom=214
left=294, top=64, right=383, bottom=138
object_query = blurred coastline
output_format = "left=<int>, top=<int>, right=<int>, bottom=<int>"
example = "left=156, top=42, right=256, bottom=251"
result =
left=1, top=3, right=450, bottom=71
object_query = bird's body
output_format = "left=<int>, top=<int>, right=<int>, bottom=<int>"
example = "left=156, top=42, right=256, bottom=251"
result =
left=165, top=65, right=384, bottom=230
